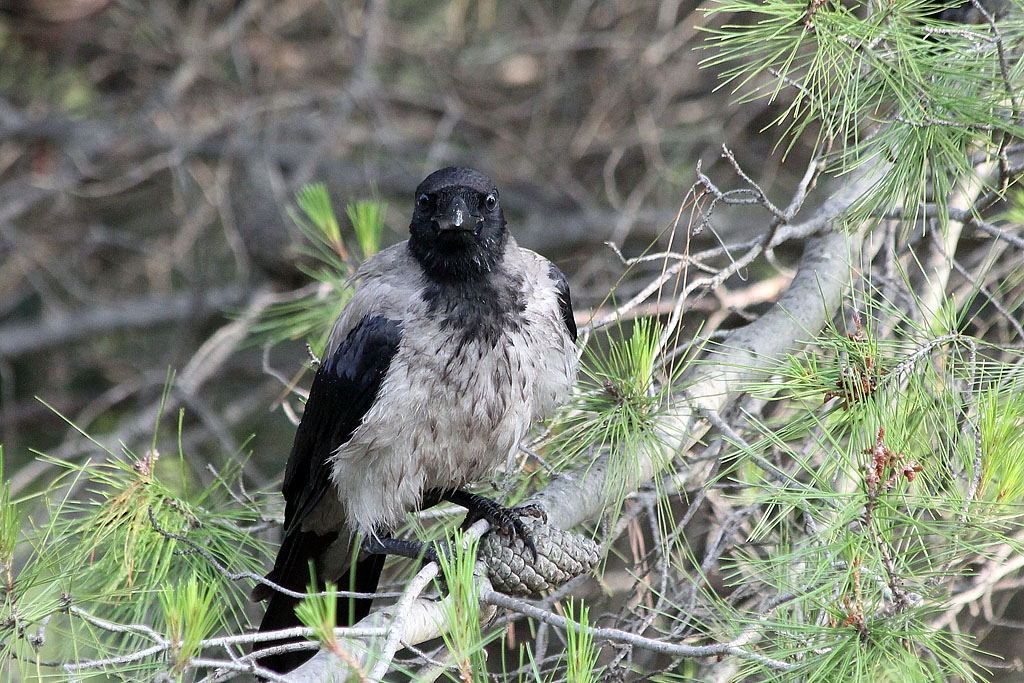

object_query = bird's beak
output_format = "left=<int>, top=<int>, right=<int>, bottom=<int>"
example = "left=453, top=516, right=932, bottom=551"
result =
left=434, top=195, right=477, bottom=233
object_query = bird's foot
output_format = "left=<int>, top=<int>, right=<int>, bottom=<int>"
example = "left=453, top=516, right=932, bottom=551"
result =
left=361, top=534, right=429, bottom=561
left=360, top=533, right=464, bottom=567
left=442, top=490, right=544, bottom=561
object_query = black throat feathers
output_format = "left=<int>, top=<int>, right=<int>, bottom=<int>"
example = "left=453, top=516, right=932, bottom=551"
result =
left=421, top=267, right=526, bottom=349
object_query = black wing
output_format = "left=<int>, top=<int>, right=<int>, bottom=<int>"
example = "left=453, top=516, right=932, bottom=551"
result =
left=281, top=314, right=403, bottom=534
left=548, top=263, right=577, bottom=342
left=254, top=314, right=401, bottom=671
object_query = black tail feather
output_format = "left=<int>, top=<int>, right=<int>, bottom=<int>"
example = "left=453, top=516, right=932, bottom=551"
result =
left=253, top=532, right=386, bottom=674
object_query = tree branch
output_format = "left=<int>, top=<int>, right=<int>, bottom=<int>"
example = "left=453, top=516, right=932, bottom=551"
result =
left=0, top=286, right=246, bottom=358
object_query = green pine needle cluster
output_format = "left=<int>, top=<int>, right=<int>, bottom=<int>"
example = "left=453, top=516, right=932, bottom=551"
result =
left=709, top=295, right=1024, bottom=681
left=437, top=531, right=493, bottom=682
left=295, top=577, right=342, bottom=661
left=0, top=403, right=270, bottom=680
left=976, top=383, right=1024, bottom=504
left=253, top=184, right=388, bottom=352
left=548, top=316, right=687, bottom=550
left=160, top=577, right=220, bottom=677
left=555, top=317, right=675, bottom=481
left=564, top=600, right=602, bottom=683
left=703, top=0, right=1024, bottom=227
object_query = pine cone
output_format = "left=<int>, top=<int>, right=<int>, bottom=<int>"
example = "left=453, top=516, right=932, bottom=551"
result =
left=479, top=519, right=599, bottom=596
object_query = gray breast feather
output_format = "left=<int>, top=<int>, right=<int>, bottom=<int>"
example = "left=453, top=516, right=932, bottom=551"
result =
left=324, top=243, right=422, bottom=358
left=327, top=239, right=578, bottom=533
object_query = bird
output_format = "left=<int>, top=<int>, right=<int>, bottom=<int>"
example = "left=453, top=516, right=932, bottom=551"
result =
left=252, top=166, right=578, bottom=673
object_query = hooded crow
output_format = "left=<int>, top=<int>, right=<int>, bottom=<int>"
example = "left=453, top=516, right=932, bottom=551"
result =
left=253, top=166, right=578, bottom=672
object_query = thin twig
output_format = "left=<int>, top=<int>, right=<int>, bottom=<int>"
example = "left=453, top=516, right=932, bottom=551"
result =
left=480, top=590, right=796, bottom=671
left=146, top=506, right=400, bottom=601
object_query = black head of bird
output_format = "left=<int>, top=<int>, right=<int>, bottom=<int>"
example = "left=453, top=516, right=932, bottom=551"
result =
left=408, top=166, right=507, bottom=280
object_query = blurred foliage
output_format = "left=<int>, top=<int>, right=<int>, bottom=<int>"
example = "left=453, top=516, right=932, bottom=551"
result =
left=0, top=22, right=96, bottom=113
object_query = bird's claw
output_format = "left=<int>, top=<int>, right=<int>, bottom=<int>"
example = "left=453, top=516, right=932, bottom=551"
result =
left=508, top=513, right=540, bottom=562
left=483, top=503, right=541, bottom=562
left=465, top=503, right=540, bottom=561
left=512, top=503, right=547, bottom=522
left=508, top=505, right=547, bottom=561
left=445, top=490, right=544, bottom=562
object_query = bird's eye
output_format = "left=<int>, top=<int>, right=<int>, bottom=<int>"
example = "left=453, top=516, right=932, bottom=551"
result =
left=483, top=192, right=498, bottom=212
left=416, top=193, right=431, bottom=211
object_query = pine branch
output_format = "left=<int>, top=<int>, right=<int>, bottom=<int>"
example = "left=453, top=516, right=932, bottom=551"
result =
left=534, top=165, right=884, bottom=532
